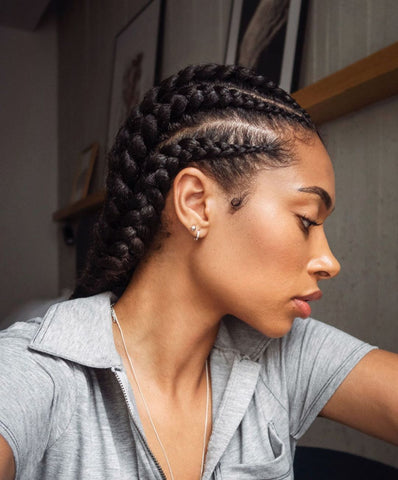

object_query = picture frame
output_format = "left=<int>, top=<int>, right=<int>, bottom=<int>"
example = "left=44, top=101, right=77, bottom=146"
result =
left=107, top=0, right=164, bottom=150
left=70, top=143, right=99, bottom=204
left=224, top=0, right=308, bottom=93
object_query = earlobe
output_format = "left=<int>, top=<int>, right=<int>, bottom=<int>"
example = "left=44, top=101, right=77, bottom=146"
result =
left=191, top=225, right=201, bottom=241
left=173, top=167, right=211, bottom=239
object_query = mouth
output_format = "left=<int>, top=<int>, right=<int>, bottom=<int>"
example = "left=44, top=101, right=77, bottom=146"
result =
left=292, top=290, right=322, bottom=318
left=294, top=290, right=323, bottom=302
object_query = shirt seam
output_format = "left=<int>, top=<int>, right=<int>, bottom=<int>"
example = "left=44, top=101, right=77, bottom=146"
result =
left=258, top=372, right=289, bottom=414
left=213, top=343, right=269, bottom=360
left=30, top=306, right=56, bottom=345
left=45, top=362, right=78, bottom=450
left=29, top=356, right=57, bottom=453
left=250, top=338, right=273, bottom=360
left=291, top=343, right=370, bottom=438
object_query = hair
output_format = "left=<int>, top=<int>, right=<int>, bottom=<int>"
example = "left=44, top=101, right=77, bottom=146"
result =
left=71, top=63, right=318, bottom=300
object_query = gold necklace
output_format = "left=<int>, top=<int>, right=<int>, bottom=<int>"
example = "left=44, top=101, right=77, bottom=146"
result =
left=111, top=306, right=210, bottom=480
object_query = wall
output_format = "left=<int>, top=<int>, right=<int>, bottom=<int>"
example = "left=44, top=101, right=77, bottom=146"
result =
left=0, top=14, right=58, bottom=324
left=298, top=0, right=398, bottom=467
left=57, top=0, right=397, bottom=467
left=299, top=0, right=398, bottom=86
left=161, top=0, right=232, bottom=78
left=58, top=0, right=146, bottom=288
left=57, top=0, right=233, bottom=290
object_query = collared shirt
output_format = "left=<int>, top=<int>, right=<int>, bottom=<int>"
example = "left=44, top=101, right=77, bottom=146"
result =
left=0, top=292, right=376, bottom=479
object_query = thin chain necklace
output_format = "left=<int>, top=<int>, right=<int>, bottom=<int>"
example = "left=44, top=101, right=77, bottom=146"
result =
left=111, top=305, right=210, bottom=480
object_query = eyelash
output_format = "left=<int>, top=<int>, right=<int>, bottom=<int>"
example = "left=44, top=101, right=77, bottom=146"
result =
left=299, top=215, right=321, bottom=233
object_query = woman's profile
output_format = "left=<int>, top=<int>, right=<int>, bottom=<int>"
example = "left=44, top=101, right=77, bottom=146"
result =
left=0, top=63, right=397, bottom=480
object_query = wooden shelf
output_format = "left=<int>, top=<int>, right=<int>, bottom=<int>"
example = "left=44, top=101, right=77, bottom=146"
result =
left=292, top=41, right=398, bottom=124
left=53, top=41, right=398, bottom=221
left=53, top=190, right=105, bottom=222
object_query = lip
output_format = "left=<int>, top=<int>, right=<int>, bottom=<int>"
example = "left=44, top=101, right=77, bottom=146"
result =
left=294, top=290, right=323, bottom=302
left=292, top=290, right=322, bottom=318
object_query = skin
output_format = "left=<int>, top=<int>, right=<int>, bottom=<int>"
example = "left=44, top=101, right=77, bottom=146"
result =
left=0, top=435, right=14, bottom=480
left=184, top=140, right=340, bottom=339
left=1, top=133, right=397, bottom=479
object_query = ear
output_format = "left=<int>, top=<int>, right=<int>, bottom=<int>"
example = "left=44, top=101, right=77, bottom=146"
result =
left=172, top=167, right=215, bottom=240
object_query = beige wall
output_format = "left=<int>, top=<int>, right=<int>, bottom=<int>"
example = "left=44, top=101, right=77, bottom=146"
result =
left=0, top=15, right=58, bottom=323
left=57, top=0, right=397, bottom=466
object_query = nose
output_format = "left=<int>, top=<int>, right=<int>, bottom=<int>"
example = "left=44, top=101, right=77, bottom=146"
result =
left=307, top=231, right=341, bottom=280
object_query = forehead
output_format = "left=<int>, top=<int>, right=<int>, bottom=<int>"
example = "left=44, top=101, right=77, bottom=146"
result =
left=253, top=135, right=335, bottom=206
left=293, top=135, right=334, bottom=183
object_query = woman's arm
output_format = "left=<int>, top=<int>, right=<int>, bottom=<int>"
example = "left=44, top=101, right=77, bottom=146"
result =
left=320, top=349, right=398, bottom=445
left=0, top=435, right=15, bottom=480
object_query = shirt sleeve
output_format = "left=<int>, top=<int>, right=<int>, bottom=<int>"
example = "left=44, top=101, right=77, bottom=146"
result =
left=0, top=320, right=74, bottom=478
left=280, top=317, right=377, bottom=439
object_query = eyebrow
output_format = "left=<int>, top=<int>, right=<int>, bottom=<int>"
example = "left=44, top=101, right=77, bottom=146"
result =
left=298, top=186, right=333, bottom=211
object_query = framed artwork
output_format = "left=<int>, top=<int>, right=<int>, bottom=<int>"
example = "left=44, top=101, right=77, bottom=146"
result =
left=70, top=143, right=99, bottom=204
left=225, top=0, right=308, bottom=93
left=107, top=0, right=164, bottom=150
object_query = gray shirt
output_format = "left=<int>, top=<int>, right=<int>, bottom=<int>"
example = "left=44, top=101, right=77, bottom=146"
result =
left=0, top=291, right=376, bottom=479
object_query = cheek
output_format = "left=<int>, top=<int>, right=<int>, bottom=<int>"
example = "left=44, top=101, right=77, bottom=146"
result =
left=231, top=206, right=301, bottom=276
left=198, top=205, right=304, bottom=309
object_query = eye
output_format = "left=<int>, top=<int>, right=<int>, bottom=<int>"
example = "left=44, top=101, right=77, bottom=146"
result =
left=298, top=215, right=320, bottom=234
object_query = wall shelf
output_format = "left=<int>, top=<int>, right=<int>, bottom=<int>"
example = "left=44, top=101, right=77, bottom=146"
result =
left=53, top=41, right=398, bottom=222
left=292, top=41, right=398, bottom=124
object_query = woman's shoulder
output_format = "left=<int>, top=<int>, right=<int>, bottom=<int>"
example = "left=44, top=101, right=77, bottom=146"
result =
left=0, top=316, right=45, bottom=364
left=0, top=316, right=78, bottom=478
left=0, top=316, right=42, bottom=344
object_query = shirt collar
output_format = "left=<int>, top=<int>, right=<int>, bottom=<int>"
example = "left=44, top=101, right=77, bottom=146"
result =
left=29, top=291, right=122, bottom=368
left=29, top=291, right=271, bottom=368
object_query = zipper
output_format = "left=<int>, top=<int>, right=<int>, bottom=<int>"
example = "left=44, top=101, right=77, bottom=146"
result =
left=111, top=366, right=168, bottom=480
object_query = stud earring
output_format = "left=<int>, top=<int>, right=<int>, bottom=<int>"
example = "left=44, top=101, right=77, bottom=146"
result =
left=191, top=225, right=196, bottom=231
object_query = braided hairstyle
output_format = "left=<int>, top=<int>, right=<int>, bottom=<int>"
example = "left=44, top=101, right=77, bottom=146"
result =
left=72, top=63, right=318, bottom=299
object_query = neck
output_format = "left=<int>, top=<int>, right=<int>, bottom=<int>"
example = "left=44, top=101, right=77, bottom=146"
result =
left=112, top=252, right=222, bottom=395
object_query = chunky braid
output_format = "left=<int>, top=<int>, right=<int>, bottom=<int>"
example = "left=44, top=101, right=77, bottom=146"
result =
left=72, top=64, right=318, bottom=299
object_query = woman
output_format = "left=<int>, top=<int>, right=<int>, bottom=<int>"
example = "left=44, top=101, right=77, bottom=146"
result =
left=0, top=64, right=397, bottom=480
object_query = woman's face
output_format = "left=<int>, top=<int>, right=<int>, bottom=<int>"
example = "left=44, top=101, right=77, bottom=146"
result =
left=195, top=134, right=340, bottom=337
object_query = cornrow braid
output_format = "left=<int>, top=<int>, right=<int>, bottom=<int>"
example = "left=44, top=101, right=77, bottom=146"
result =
left=72, top=63, right=318, bottom=299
